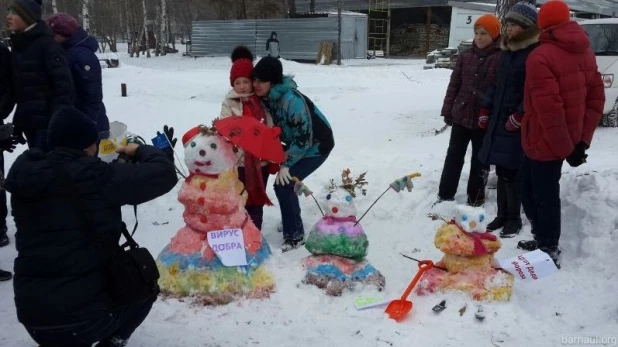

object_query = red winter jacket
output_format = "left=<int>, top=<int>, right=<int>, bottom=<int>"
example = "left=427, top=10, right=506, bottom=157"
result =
left=521, top=21, right=605, bottom=161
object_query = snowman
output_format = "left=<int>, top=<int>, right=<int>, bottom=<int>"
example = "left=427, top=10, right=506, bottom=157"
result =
left=417, top=205, right=514, bottom=301
left=156, top=125, right=275, bottom=305
left=302, top=169, right=385, bottom=296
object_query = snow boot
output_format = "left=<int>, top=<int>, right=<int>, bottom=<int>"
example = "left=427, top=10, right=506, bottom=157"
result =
left=281, top=238, right=305, bottom=253
left=540, top=246, right=561, bottom=269
left=517, top=239, right=538, bottom=251
left=487, top=179, right=507, bottom=231
left=499, top=181, right=521, bottom=238
left=0, top=268, right=12, bottom=281
left=0, top=228, right=8, bottom=247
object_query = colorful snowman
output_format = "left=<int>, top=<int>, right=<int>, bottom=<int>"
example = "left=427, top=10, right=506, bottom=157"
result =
left=156, top=125, right=275, bottom=305
left=302, top=170, right=385, bottom=296
left=417, top=205, right=514, bottom=301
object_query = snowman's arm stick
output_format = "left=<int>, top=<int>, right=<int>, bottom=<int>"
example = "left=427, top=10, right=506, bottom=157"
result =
left=354, top=186, right=391, bottom=226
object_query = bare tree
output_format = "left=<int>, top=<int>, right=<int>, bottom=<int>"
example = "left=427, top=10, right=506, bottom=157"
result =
left=496, top=0, right=521, bottom=22
left=160, top=0, right=168, bottom=55
left=51, top=0, right=59, bottom=14
left=142, top=0, right=151, bottom=57
left=82, top=0, right=90, bottom=32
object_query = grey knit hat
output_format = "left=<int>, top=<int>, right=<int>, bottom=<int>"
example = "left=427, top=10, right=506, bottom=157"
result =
left=505, top=0, right=538, bottom=28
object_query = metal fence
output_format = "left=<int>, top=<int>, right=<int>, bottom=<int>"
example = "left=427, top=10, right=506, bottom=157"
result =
left=191, top=14, right=368, bottom=60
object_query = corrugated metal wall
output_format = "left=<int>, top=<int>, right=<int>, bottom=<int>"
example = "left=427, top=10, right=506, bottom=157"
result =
left=191, top=15, right=368, bottom=60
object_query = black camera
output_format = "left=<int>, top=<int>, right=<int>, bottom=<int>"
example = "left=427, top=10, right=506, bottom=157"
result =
left=0, top=123, right=14, bottom=142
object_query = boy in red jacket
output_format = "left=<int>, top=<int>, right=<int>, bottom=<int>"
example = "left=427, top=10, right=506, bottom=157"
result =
left=517, top=0, right=605, bottom=268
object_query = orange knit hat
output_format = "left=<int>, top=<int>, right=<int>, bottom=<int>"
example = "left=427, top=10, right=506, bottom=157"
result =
left=538, top=0, right=571, bottom=30
left=474, top=14, right=501, bottom=40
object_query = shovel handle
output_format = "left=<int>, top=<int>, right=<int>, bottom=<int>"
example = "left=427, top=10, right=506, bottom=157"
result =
left=399, top=260, right=434, bottom=301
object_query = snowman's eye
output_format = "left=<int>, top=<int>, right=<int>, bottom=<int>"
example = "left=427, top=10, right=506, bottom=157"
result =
left=479, top=214, right=485, bottom=222
left=345, top=196, right=352, bottom=202
left=461, top=214, right=468, bottom=222
left=190, top=142, right=196, bottom=148
left=210, top=143, right=217, bottom=150
left=326, top=194, right=332, bottom=200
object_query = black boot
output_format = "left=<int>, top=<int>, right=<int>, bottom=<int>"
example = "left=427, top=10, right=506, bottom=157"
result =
left=500, top=181, right=522, bottom=238
left=0, top=268, right=12, bottom=281
left=487, top=179, right=507, bottom=231
left=0, top=227, right=8, bottom=248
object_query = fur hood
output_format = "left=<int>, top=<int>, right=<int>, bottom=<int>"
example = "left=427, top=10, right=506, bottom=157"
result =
left=500, top=25, right=540, bottom=51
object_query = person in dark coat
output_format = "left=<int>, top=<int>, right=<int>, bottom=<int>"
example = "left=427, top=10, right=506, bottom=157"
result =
left=478, top=0, right=539, bottom=238
left=48, top=13, right=111, bottom=141
left=266, top=31, right=280, bottom=58
left=0, top=41, right=17, bottom=281
left=6, top=0, right=75, bottom=153
left=437, top=14, right=501, bottom=207
left=517, top=1, right=604, bottom=268
left=4, top=107, right=178, bottom=347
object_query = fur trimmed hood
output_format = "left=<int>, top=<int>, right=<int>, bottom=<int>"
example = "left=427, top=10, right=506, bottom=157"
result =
left=500, top=25, right=540, bottom=51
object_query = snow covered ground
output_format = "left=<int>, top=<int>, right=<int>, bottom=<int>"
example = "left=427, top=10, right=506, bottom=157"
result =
left=1, top=49, right=617, bottom=347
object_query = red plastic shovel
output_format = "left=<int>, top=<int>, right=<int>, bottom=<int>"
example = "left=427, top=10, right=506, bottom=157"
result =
left=385, top=260, right=434, bottom=322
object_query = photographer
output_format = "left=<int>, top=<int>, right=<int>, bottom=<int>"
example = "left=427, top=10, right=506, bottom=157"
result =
left=0, top=39, right=17, bottom=281
left=4, top=107, right=178, bottom=347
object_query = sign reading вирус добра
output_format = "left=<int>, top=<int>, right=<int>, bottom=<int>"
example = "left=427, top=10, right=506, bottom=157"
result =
left=206, top=228, right=247, bottom=267
left=497, top=249, right=559, bottom=282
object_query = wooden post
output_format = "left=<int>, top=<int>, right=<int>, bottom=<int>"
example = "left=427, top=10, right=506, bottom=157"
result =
left=386, top=8, right=391, bottom=58
left=337, top=0, right=342, bottom=65
left=425, top=7, right=432, bottom=56
left=121, top=83, right=127, bottom=97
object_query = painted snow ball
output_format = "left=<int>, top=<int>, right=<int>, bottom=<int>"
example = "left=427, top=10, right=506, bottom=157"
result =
left=453, top=205, right=488, bottom=233
left=182, top=125, right=237, bottom=175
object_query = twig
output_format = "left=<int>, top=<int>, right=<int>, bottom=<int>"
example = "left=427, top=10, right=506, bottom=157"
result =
left=434, top=124, right=450, bottom=135
left=401, top=71, right=422, bottom=84
left=399, top=253, right=448, bottom=272
left=354, top=186, right=391, bottom=226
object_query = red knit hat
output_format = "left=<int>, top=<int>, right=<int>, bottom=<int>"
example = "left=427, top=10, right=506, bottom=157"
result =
left=474, top=14, right=501, bottom=40
left=538, top=0, right=571, bottom=30
left=230, top=46, right=254, bottom=86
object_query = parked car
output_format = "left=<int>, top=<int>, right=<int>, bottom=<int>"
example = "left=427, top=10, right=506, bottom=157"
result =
left=579, top=18, right=618, bottom=127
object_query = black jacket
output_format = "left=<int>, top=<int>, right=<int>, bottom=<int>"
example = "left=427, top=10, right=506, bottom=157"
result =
left=4, top=145, right=178, bottom=326
left=478, top=27, right=540, bottom=170
left=10, top=21, right=75, bottom=129
left=0, top=42, right=14, bottom=119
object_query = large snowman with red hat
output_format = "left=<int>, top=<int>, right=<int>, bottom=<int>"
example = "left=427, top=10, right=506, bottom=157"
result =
left=156, top=124, right=275, bottom=305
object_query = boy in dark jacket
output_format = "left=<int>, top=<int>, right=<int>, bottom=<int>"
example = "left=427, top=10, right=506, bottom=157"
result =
left=478, top=0, right=539, bottom=238
left=48, top=13, right=111, bottom=140
left=6, top=0, right=75, bottom=153
left=438, top=14, right=501, bottom=207
left=5, top=107, right=178, bottom=347
left=517, top=1, right=604, bottom=267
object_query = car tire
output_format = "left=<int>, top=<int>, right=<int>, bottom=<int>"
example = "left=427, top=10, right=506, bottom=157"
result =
left=600, top=97, right=618, bottom=127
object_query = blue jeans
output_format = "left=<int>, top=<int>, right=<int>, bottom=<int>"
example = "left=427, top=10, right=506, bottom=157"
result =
left=274, top=155, right=328, bottom=241
left=24, top=129, right=50, bottom=154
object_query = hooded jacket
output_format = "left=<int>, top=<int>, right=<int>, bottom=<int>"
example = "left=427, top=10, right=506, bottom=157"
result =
left=478, top=25, right=539, bottom=170
left=62, top=27, right=110, bottom=134
left=522, top=21, right=605, bottom=161
left=264, top=76, right=334, bottom=167
left=4, top=146, right=177, bottom=326
left=441, top=40, right=501, bottom=129
left=10, top=21, right=74, bottom=129
left=266, top=31, right=280, bottom=58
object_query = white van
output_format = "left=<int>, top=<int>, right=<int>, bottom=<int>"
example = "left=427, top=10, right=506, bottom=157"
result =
left=579, top=18, right=618, bottom=127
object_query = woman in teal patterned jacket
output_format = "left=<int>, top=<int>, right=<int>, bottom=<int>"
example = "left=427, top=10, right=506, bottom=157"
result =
left=253, top=56, right=334, bottom=252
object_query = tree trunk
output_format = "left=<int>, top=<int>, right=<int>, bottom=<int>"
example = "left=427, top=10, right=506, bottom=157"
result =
left=51, top=0, right=59, bottom=13
left=287, top=0, right=296, bottom=18
left=310, top=0, right=315, bottom=13
left=142, top=0, right=151, bottom=57
left=82, top=0, right=90, bottom=33
left=337, top=0, right=342, bottom=65
left=496, top=0, right=519, bottom=27
left=161, top=0, right=168, bottom=55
